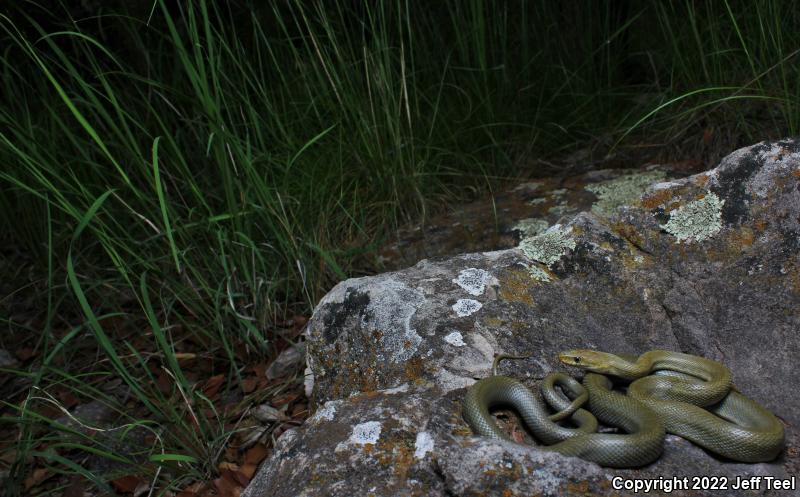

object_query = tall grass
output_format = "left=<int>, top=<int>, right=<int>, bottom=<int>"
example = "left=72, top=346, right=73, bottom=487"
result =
left=1, top=1, right=798, bottom=494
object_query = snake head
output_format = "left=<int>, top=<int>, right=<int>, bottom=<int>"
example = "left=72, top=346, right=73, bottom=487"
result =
left=558, top=349, right=617, bottom=373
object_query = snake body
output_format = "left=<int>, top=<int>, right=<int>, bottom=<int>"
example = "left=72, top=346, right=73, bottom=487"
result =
left=463, top=357, right=665, bottom=468
left=560, top=349, right=785, bottom=463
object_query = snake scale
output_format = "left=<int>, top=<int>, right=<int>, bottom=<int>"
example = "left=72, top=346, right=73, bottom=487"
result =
left=463, top=349, right=784, bottom=467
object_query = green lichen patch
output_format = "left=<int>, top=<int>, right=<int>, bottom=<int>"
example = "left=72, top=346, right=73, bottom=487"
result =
left=547, top=201, right=571, bottom=217
left=586, top=170, right=666, bottom=217
left=519, top=225, right=576, bottom=266
left=511, top=218, right=549, bottom=237
left=516, top=262, right=553, bottom=282
left=660, top=192, right=725, bottom=243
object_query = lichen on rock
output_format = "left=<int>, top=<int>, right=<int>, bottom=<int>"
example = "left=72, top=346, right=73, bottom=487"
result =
left=452, top=298, right=482, bottom=317
left=518, top=262, right=552, bottom=282
left=518, top=224, right=576, bottom=266
left=452, top=268, right=490, bottom=296
left=586, top=170, right=666, bottom=217
left=512, top=217, right=550, bottom=237
left=660, top=192, right=725, bottom=242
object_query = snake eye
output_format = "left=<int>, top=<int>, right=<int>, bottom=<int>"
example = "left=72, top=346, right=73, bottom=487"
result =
left=574, top=357, right=581, bottom=364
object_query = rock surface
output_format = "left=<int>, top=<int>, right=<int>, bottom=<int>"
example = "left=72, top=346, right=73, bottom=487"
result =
left=244, top=139, right=800, bottom=497
left=376, top=159, right=706, bottom=270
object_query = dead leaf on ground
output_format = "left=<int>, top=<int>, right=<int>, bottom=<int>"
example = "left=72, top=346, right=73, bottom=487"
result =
left=202, top=374, right=226, bottom=399
left=15, top=347, right=36, bottom=362
left=62, top=476, right=86, bottom=497
left=212, top=476, right=243, bottom=497
left=244, top=443, right=269, bottom=465
left=240, top=444, right=269, bottom=478
left=156, top=369, right=173, bottom=395
left=290, top=402, right=308, bottom=418
left=251, top=404, right=285, bottom=423
left=24, top=467, right=53, bottom=490
left=218, top=461, right=239, bottom=472
left=270, top=392, right=300, bottom=408
left=219, top=464, right=250, bottom=488
left=56, top=389, right=80, bottom=409
left=111, top=474, right=145, bottom=493
left=250, top=362, right=267, bottom=379
left=176, top=481, right=206, bottom=497
left=240, top=377, right=258, bottom=393
left=265, top=345, right=305, bottom=380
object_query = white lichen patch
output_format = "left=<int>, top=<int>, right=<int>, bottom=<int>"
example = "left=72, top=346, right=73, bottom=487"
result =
left=527, top=197, right=547, bottom=205
left=452, top=299, right=482, bottom=317
left=518, top=224, right=576, bottom=267
left=383, top=383, right=410, bottom=395
left=414, top=432, right=434, bottom=459
left=312, top=277, right=425, bottom=364
left=452, top=268, right=490, bottom=296
left=360, top=278, right=425, bottom=363
left=434, top=368, right=476, bottom=392
left=512, top=218, right=549, bottom=237
left=512, top=181, right=542, bottom=192
left=349, top=421, right=382, bottom=444
left=651, top=180, right=682, bottom=190
left=748, top=144, right=800, bottom=198
left=660, top=192, right=725, bottom=243
left=444, top=331, right=466, bottom=347
left=310, top=400, right=342, bottom=423
left=586, top=170, right=666, bottom=217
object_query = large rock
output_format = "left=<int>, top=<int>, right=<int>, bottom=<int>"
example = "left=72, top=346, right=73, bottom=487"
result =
left=244, top=139, right=800, bottom=497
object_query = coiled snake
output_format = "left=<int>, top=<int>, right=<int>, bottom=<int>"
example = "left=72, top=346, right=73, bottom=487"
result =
left=463, top=349, right=784, bottom=467
left=462, top=354, right=665, bottom=468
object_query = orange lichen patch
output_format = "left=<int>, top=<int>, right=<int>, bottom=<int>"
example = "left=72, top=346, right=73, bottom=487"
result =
left=360, top=366, right=379, bottom=392
left=374, top=436, right=415, bottom=479
left=736, top=227, right=755, bottom=247
left=405, top=357, right=425, bottom=382
left=598, top=241, right=616, bottom=252
left=483, top=316, right=505, bottom=328
left=351, top=390, right=382, bottom=402
left=693, top=173, right=710, bottom=187
left=564, top=480, right=590, bottom=494
left=620, top=251, right=650, bottom=271
left=451, top=426, right=473, bottom=437
left=498, top=268, right=535, bottom=305
left=753, top=219, right=768, bottom=232
left=792, top=168, right=800, bottom=178
left=610, top=221, right=646, bottom=249
left=639, top=187, right=676, bottom=210
left=704, top=228, right=758, bottom=262
left=785, top=261, right=800, bottom=295
left=509, top=321, right=530, bottom=333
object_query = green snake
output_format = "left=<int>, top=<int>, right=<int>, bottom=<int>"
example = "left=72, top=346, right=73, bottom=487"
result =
left=560, top=349, right=785, bottom=463
left=463, top=349, right=785, bottom=467
left=462, top=355, right=665, bottom=468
